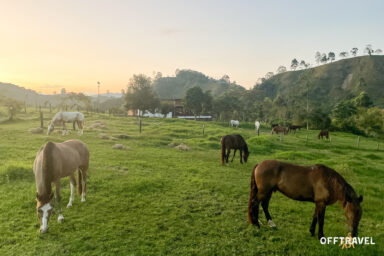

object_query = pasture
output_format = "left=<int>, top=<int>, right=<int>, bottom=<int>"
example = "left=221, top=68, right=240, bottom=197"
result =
left=0, top=110, right=383, bottom=255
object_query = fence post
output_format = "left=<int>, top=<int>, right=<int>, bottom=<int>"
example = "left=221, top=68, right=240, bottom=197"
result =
left=40, top=110, right=43, bottom=128
left=329, top=136, right=332, bottom=146
left=257, top=129, right=260, bottom=137
left=357, top=136, right=360, bottom=149
left=202, top=124, right=205, bottom=136
left=139, top=117, right=142, bottom=133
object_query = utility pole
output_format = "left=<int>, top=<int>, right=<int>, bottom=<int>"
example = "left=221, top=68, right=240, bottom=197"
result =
left=97, top=81, right=100, bottom=112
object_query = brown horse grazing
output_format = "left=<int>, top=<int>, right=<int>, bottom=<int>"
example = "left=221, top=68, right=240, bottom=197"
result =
left=33, top=139, right=89, bottom=233
left=248, top=160, right=363, bottom=239
left=271, top=126, right=288, bottom=135
left=220, top=134, right=249, bottom=165
left=288, top=125, right=302, bottom=133
left=318, top=129, right=329, bottom=139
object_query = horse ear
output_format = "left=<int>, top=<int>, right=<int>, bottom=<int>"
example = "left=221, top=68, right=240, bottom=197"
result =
left=358, top=195, right=363, bottom=203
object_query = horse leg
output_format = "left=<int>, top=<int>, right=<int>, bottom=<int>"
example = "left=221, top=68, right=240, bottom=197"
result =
left=261, top=192, right=276, bottom=228
left=73, top=121, right=76, bottom=131
left=310, top=206, right=318, bottom=237
left=55, top=181, right=64, bottom=223
left=239, top=150, right=243, bottom=164
left=225, top=149, right=231, bottom=165
left=79, top=168, right=87, bottom=202
left=67, top=174, right=76, bottom=208
left=316, top=202, right=326, bottom=239
left=62, top=123, right=67, bottom=135
left=231, top=149, right=237, bottom=162
left=77, top=121, right=83, bottom=136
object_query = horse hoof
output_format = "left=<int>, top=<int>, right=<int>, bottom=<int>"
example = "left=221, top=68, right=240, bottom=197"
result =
left=66, top=203, right=72, bottom=208
left=58, top=214, right=64, bottom=223
left=268, top=220, right=277, bottom=228
left=81, top=198, right=86, bottom=202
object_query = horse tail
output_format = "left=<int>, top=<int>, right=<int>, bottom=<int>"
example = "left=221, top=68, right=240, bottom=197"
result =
left=220, top=136, right=225, bottom=165
left=78, top=169, right=83, bottom=195
left=248, top=164, right=259, bottom=224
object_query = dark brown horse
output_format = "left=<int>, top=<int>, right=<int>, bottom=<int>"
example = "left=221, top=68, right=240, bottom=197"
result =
left=220, top=134, right=249, bottom=165
left=318, top=129, right=329, bottom=139
left=288, top=125, right=302, bottom=133
left=271, top=126, right=288, bottom=135
left=248, top=160, right=363, bottom=239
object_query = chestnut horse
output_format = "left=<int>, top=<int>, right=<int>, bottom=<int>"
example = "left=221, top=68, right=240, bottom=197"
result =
left=248, top=160, right=363, bottom=239
left=220, top=134, right=249, bottom=165
left=318, top=129, right=329, bottom=139
left=33, top=139, right=89, bottom=233
left=271, top=126, right=288, bottom=135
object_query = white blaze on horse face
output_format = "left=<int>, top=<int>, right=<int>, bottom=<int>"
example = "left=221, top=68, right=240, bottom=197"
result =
left=40, top=203, right=52, bottom=232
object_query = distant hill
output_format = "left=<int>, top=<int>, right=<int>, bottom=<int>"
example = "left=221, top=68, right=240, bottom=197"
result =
left=255, top=55, right=384, bottom=109
left=152, top=69, right=246, bottom=99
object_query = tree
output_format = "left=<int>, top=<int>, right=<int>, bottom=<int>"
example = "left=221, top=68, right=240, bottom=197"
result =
left=184, top=86, right=205, bottom=119
left=339, top=51, right=349, bottom=58
left=299, top=60, right=306, bottom=69
left=265, top=72, right=274, bottom=79
left=332, top=100, right=357, bottom=120
left=353, top=91, right=373, bottom=108
left=160, top=102, right=173, bottom=117
left=276, top=66, right=287, bottom=74
left=350, top=47, right=358, bottom=57
left=309, top=108, right=331, bottom=129
left=291, top=58, right=299, bottom=70
left=375, top=49, right=383, bottom=55
left=328, top=52, right=335, bottom=62
left=0, top=97, right=23, bottom=121
left=315, top=51, right=321, bottom=65
left=364, top=44, right=374, bottom=56
left=320, top=53, right=328, bottom=64
left=220, top=75, right=230, bottom=83
left=124, top=74, right=160, bottom=116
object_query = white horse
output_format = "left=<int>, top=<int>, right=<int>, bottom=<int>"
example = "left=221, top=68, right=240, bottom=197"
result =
left=255, top=121, right=260, bottom=131
left=47, top=112, right=85, bottom=136
left=230, top=120, right=239, bottom=128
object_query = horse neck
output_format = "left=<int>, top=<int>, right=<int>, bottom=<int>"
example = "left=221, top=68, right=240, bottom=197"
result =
left=38, top=143, right=55, bottom=204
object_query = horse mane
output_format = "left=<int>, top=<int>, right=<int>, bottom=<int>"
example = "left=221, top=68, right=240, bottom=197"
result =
left=38, top=142, right=55, bottom=204
left=315, top=164, right=356, bottom=207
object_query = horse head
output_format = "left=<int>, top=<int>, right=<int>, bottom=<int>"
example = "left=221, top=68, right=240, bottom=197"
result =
left=36, top=192, right=54, bottom=233
left=344, top=188, right=363, bottom=237
left=47, top=122, right=54, bottom=135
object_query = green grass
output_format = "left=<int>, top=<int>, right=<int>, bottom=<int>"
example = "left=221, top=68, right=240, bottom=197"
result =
left=0, top=109, right=383, bottom=255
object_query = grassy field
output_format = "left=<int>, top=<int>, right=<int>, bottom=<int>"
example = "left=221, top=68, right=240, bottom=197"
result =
left=0, top=109, right=383, bottom=255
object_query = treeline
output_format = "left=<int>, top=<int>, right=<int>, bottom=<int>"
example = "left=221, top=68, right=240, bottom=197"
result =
left=260, top=44, right=383, bottom=81
left=124, top=72, right=384, bottom=138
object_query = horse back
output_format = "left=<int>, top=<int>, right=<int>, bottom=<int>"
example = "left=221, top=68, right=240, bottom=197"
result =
left=255, top=160, right=331, bottom=202
left=50, top=140, right=89, bottom=179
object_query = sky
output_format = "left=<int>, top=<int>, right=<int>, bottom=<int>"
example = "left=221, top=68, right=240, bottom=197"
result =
left=0, top=0, right=383, bottom=94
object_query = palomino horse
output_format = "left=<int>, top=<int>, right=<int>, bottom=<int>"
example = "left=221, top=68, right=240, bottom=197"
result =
left=271, top=126, right=288, bottom=135
left=248, top=160, right=363, bottom=238
left=318, top=129, right=329, bottom=139
left=220, top=134, right=249, bottom=165
left=230, top=120, right=240, bottom=128
left=33, top=139, right=89, bottom=233
left=47, top=112, right=85, bottom=136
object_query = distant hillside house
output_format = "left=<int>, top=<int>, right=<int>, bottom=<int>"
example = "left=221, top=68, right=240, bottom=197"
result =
left=127, top=99, right=184, bottom=118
